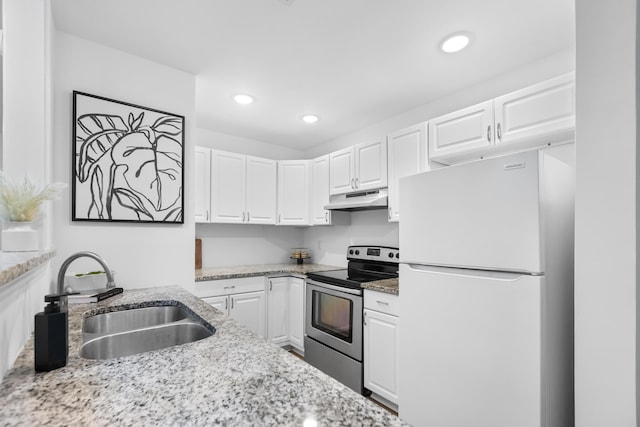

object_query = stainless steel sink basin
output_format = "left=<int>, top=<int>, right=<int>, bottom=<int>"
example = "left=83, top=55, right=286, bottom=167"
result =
left=80, top=303, right=215, bottom=360
left=80, top=322, right=213, bottom=360
left=82, top=306, right=189, bottom=334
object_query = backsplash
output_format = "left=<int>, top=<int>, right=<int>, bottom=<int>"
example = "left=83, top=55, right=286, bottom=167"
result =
left=196, top=209, right=398, bottom=269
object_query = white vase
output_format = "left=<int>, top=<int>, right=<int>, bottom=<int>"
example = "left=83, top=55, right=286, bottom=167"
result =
left=1, top=222, right=39, bottom=252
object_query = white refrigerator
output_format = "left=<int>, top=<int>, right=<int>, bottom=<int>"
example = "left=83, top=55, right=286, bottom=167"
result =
left=398, top=150, right=574, bottom=427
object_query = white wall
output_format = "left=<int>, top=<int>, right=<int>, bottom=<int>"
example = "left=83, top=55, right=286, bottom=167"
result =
left=0, top=0, right=56, bottom=382
left=197, top=223, right=304, bottom=267
left=575, top=1, right=637, bottom=425
left=303, top=210, right=398, bottom=267
left=52, top=32, right=196, bottom=291
left=195, top=127, right=305, bottom=160
left=2, top=0, right=55, bottom=250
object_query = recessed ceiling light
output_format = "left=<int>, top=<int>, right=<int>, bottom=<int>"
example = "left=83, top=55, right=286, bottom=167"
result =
left=440, top=33, right=471, bottom=53
left=301, top=114, right=319, bottom=124
left=233, top=94, right=255, bottom=105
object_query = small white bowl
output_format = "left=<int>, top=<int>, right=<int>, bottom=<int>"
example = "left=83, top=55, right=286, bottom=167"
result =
left=64, top=271, right=114, bottom=293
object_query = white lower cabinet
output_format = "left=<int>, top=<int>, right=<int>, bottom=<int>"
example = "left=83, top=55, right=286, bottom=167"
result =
left=197, top=276, right=266, bottom=338
left=267, top=276, right=305, bottom=353
left=363, top=290, right=399, bottom=407
left=288, top=277, right=305, bottom=350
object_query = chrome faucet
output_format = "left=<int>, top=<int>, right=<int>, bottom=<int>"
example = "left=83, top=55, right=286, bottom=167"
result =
left=56, top=251, right=116, bottom=294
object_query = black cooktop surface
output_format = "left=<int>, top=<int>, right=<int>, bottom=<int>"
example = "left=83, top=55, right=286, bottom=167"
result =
left=306, top=268, right=395, bottom=290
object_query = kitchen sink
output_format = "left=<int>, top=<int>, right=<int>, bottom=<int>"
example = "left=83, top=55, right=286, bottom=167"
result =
left=80, top=303, right=215, bottom=360
left=82, top=306, right=190, bottom=334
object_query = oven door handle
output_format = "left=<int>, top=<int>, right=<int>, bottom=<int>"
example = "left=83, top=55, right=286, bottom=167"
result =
left=306, top=278, right=362, bottom=295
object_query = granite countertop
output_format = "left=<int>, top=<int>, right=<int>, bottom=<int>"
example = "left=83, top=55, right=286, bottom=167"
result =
left=196, top=263, right=342, bottom=281
left=197, top=263, right=400, bottom=295
left=0, top=250, right=55, bottom=288
left=0, top=286, right=408, bottom=426
left=362, top=278, right=399, bottom=295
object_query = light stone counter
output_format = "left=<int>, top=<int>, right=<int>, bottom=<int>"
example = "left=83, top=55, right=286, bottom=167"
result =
left=0, top=250, right=55, bottom=288
left=196, top=263, right=342, bottom=281
left=0, top=286, right=409, bottom=426
left=362, top=278, right=399, bottom=295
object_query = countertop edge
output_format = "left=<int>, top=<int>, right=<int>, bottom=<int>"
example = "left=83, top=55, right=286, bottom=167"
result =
left=196, top=263, right=399, bottom=295
left=195, top=263, right=343, bottom=282
left=0, top=250, right=56, bottom=289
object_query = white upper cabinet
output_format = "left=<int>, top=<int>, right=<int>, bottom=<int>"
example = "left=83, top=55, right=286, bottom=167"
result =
left=356, top=140, right=388, bottom=191
left=428, top=101, right=494, bottom=165
left=194, top=146, right=211, bottom=223
left=329, top=140, right=387, bottom=195
left=429, top=73, right=575, bottom=165
left=277, top=160, right=310, bottom=226
left=494, top=72, right=575, bottom=151
left=329, top=147, right=355, bottom=195
left=210, top=150, right=246, bottom=223
left=311, top=155, right=332, bottom=225
left=246, top=156, right=277, bottom=224
left=387, top=122, right=428, bottom=222
left=209, top=149, right=276, bottom=224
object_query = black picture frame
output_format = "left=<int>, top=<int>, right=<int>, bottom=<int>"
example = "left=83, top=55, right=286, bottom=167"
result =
left=72, top=91, right=185, bottom=224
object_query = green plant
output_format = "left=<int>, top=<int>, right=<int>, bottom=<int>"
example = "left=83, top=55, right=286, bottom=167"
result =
left=0, top=175, right=65, bottom=222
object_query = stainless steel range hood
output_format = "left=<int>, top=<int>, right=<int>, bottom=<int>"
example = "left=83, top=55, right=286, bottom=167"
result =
left=324, top=188, right=388, bottom=211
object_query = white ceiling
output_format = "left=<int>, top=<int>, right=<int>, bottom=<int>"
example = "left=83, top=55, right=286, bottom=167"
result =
left=51, top=0, right=575, bottom=151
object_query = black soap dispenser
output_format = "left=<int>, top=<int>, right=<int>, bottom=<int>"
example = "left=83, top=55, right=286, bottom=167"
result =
left=34, top=293, right=69, bottom=372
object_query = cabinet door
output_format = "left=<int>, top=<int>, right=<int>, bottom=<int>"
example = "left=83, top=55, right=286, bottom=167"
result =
left=210, top=150, right=246, bottom=223
left=311, top=155, right=331, bottom=225
left=329, top=147, right=355, bottom=195
left=494, top=72, right=575, bottom=151
left=202, top=295, right=229, bottom=315
left=428, top=100, right=494, bottom=165
left=277, top=160, right=310, bottom=225
left=230, top=291, right=266, bottom=338
left=267, top=277, right=290, bottom=345
left=194, top=147, right=211, bottom=223
left=387, top=123, right=428, bottom=222
left=288, top=277, right=305, bottom=352
left=363, top=308, right=399, bottom=405
left=246, top=156, right=277, bottom=224
left=355, top=140, right=387, bottom=191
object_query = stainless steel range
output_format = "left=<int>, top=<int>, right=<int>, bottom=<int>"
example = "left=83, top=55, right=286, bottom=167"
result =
left=304, top=245, right=399, bottom=394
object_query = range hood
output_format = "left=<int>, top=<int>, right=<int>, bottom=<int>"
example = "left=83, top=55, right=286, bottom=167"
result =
left=324, top=188, right=388, bottom=211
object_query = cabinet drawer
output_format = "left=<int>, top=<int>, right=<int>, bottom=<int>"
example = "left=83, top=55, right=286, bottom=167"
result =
left=195, top=276, right=266, bottom=298
left=364, top=290, right=399, bottom=316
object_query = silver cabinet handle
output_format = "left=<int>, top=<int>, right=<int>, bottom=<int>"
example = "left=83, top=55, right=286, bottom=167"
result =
left=206, top=210, right=209, bottom=221
left=225, top=299, right=228, bottom=310
left=247, top=211, right=250, bottom=222
left=270, top=281, right=273, bottom=291
left=355, top=177, right=359, bottom=188
left=242, top=211, right=246, bottom=222
left=487, top=125, right=492, bottom=142
left=388, top=207, right=392, bottom=219
left=376, top=300, right=390, bottom=306
left=223, top=285, right=236, bottom=290
left=325, top=212, right=328, bottom=222
left=278, top=214, right=281, bottom=223
left=497, top=123, right=502, bottom=141
left=231, top=298, right=234, bottom=309
left=363, top=311, right=367, bottom=326
left=351, top=178, right=355, bottom=189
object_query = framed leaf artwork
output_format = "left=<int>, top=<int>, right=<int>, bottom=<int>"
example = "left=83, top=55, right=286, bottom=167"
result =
left=72, top=91, right=185, bottom=223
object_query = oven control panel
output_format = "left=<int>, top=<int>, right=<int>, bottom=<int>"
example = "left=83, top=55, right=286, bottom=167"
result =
left=347, top=245, right=399, bottom=263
